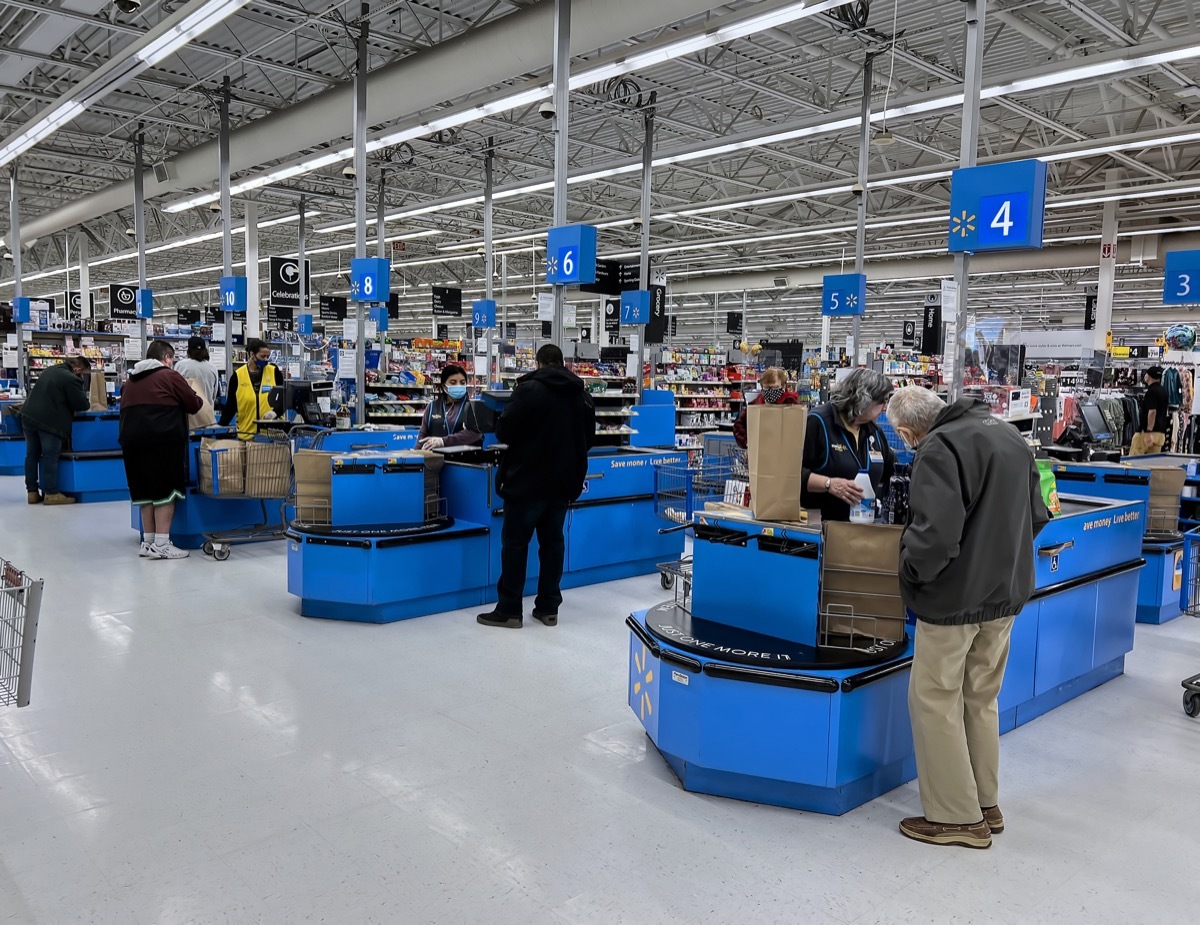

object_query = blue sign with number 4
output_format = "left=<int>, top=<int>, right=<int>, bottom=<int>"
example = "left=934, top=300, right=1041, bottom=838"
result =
left=350, top=257, right=391, bottom=303
left=219, top=276, right=248, bottom=314
left=1164, top=250, right=1200, bottom=305
left=948, top=159, right=1047, bottom=253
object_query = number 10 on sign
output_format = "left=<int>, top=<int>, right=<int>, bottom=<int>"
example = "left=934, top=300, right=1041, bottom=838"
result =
left=1164, top=250, right=1200, bottom=305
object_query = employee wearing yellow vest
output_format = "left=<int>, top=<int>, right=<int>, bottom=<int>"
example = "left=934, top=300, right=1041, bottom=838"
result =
left=219, top=338, right=283, bottom=440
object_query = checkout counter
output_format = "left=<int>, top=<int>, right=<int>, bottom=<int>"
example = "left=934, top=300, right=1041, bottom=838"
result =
left=0, top=408, right=129, bottom=501
left=0, top=399, right=23, bottom=475
left=625, top=495, right=1144, bottom=815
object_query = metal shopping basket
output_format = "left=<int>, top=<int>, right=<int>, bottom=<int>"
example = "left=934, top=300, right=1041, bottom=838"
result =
left=0, top=557, right=44, bottom=709
left=653, top=456, right=747, bottom=603
left=1180, top=529, right=1200, bottom=717
left=199, top=432, right=297, bottom=561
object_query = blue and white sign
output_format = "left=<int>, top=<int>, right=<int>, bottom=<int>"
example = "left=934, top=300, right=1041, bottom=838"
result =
left=11, top=297, right=30, bottom=324
left=546, top=224, right=598, bottom=286
left=297, top=313, right=314, bottom=335
left=1163, top=250, right=1200, bottom=305
left=948, top=159, right=1048, bottom=253
left=350, top=257, right=391, bottom=303
left=219, top=276, right=248, bottom=314
left=368, top=305, right=389, bottom=333
left=621, top=289, right=651, bottom=325
left=135, top=288, right=154, bottom=320
left=472, top=299, right=497, bottom=328
left=821, top=273, right=867, bottom=317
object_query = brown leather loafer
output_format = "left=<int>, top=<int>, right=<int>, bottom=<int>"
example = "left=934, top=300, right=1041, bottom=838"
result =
left=27, top=491, right=42, bottom=505
left=982, top=805, right=1004, bottom=834
left=899, top=816, right=991, bottom=849
left=43, top=493, right=76, bottom=505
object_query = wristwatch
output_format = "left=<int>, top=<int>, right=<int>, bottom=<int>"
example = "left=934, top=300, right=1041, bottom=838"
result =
left=824, top=477, right=832, bottom=492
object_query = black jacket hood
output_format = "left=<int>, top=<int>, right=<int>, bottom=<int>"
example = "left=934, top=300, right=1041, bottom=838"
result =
left=521, top=364, right=586, bottom=393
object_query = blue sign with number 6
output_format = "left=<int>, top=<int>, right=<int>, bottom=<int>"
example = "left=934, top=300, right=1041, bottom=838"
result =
left=546, top=225, right=597, bottom=285
left=1164, top=250, right=1200, bottom=305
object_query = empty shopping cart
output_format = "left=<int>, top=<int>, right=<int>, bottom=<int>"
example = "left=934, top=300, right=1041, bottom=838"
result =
left=0, top=556, right=44, bottom=709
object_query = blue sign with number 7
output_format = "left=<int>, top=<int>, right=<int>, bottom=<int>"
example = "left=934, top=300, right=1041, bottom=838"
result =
left=1164, top=250, right=1200, bottom=305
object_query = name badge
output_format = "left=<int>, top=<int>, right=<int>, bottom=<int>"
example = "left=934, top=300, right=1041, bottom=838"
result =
left=869, top=452, right=884, bottom=465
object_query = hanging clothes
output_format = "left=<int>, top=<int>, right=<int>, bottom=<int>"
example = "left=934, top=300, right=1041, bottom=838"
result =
left=1163, top=367, right=1184, bottom=407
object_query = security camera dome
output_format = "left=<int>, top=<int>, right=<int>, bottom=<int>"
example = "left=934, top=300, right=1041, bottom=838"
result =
left=114, top=0, right=142, bottom=13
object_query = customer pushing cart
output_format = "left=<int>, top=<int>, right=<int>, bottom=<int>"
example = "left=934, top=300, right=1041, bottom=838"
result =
left=1, top=556, right=43, bottom=709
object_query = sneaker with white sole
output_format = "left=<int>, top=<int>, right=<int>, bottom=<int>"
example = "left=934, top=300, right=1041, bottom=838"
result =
left=139, top=542, right=155, bottom=558
left=150, top=542, right=189, bottom=560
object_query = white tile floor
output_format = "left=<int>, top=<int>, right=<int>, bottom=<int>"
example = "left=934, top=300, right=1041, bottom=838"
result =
left=2, top=494, right=1199, bottom=924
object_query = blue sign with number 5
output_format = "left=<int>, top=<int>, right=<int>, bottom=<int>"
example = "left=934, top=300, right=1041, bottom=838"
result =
left=1164, top=250, right=1200, bottom=305
left=948, top=160, right=1047, bottom=253
left=546, top=224, right=597, bottom=285
left=350, top=257, right=391, bottom=303
left=822, top=273, right=867, bottom=317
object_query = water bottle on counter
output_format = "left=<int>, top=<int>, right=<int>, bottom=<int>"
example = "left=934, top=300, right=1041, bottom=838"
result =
left=849, top=472, right=876, bottom=523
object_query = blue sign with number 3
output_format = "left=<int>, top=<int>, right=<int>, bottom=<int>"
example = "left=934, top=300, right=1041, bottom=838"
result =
left=948, top=160, right=1047, bottom=253
left=1164, top=250, right=1200, bottom=305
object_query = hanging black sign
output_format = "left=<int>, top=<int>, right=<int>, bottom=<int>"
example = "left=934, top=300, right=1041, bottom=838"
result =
left=432, top=286, right=463, bottom=317
left=67, top=291, right=95, bottom=319
left=505, top=321, right=517, bottom=339
left=266, top=304, right=295, bottom=331
left=319, top=295, right=347, bottom=321
left=109, top=284, right=137, bottom=320
left=726, top=312, right=744, bottom=336
left=268, top=256, right=311, bottom=311
left=581, top=259, right=641, bottom=297
left=177, top=308, right=201, bottom=326
left=436, top=323, right=450, bottom=340
left=902, top=320, right=916, bottom=347
left=1129, top=345, right=1150, bottom=359
left=604, top=298, right=621, bottom=334
left=1083, top=285, right=1098, bottom=331
left=670, top=316, right=679, bottom=338
left=580, top=326, right=592, bottom=343
left=541, top=321, right=552, bottom=338
left=761, top=340, right=805, bottom=368
left=646, top=285, right=668, bottom=345
left=388, top=292, right=400, bottom=320
left=921, top=297, right=944, bottom=355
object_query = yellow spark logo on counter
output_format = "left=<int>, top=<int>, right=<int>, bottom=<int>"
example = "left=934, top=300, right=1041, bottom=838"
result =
left=633, top=645, right=654, bottom=720
left=951, top=210, right=977, bottom=238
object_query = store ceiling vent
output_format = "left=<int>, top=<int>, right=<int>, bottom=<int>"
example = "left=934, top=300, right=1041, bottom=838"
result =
left=773, top=276, right=789, bottom=288
left=153, top=162, right=173, bottom=184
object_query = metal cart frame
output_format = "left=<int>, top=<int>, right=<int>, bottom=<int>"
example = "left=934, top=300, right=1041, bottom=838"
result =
left=1178, top=529, right=1200, bottom=717
left=199, top=432, right=298, bottom=560
left=1, top=556, right=44, bottom=709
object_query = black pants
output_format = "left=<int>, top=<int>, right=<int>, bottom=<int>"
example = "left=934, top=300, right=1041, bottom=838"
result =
left=496, top=498, right=569, bottom=616
left=23, top=422, right=63, bottom=494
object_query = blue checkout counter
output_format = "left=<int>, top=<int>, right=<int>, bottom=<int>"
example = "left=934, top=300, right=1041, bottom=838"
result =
left=0, top=399, right=23, bottom=476
left=1053, top=457, right=1193, bottom=624
left=626, top=495, right=1144, bottom=815
left=287, top=444, right=687, bottom=623
left=0, top=408, right=129, bottom=500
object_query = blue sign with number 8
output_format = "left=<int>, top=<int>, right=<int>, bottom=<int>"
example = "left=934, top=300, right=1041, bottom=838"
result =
left=350, top=257, right=391, bottom=304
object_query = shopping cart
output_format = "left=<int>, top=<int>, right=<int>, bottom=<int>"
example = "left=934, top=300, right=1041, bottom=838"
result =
left=1, top=556, right=44, bottom=709
left=654, top=456, right=747, bottom=602
left=199, top=432, right=296, bottom=561
left=1180, top=529, right=1200, bottom=717
left=877, top=413, right=914, bottom=466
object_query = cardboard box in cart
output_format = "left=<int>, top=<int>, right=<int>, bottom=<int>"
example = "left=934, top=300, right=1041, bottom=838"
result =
left=1147, top=466, right=1187, bottom=533
left=820, top=521, right=907, bottom=642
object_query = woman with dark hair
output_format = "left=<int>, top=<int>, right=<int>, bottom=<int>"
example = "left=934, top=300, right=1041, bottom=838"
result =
left=417, top=364, right=486, bottom=450
left=173, top=336, right=220, bottom=408
left=219, top=338, right=282, bottom=440
left=801, top=368, right=895, bottom=522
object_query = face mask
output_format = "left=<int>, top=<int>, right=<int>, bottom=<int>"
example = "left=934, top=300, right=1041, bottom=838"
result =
left=446, top=385, right=468, bottom=400
left=761, top=387, right=785, bottom=404
left=254, top=358, right=269, bottom=369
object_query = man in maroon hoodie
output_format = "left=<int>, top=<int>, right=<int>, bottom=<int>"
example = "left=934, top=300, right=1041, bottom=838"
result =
left=732, top=367, right=802, bottom=449
left=119, top=340, right=203, bottom=559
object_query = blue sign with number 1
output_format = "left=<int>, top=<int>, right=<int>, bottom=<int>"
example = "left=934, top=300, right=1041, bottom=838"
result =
left=1164, top=250, right=1200, bottom=305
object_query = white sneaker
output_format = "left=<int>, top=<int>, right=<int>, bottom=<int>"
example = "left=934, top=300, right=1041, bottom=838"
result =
left=139, top=542, right=155, bottom=558
left=150, top=542, right=189, bottom=560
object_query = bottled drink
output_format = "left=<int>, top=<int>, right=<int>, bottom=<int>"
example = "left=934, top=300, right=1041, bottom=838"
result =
left=849, top=472, right=876, bottom=523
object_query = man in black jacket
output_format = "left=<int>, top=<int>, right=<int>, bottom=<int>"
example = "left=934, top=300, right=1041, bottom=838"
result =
left=478, top=344, right=595, bottom=629
left=20, top=356, right=91, bottom=505
left=886, top=387, right=1050, bottom=850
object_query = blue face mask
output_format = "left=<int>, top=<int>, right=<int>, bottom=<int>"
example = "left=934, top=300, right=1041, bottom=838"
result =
left=254, top=358, right=269, bottom=369
left=446, top=385, right=468, bottom=400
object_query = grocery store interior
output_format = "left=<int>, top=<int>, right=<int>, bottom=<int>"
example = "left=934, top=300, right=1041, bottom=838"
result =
left=2, top=0, right=1200, bottom=922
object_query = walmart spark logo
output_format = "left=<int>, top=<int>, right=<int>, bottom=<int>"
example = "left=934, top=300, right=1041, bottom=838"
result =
left=844, top=292, right=859, bottom=310
left=632, top=645, right=654, bottom=720
left=951, top=209, right=977, bottom=238
left=544, top=255, right=559, bottom=277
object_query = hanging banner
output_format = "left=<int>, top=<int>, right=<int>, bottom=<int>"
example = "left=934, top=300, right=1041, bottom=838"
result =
left=645, top=285, right=668, bottom=345
left=177, top=308, right=201, bottom=326
left=1083, top=284, right=1098, bottom=331
left=109, top=284, right=137, bottom=320
left=921, top=294, right=944, bottom=355
left=432, top=286, right=463, bottom=317
left=319, top=295, right=347, bottom=321
left=604, top=298, right=621, bottom=334
left=902, top=320, right=916, bottom=347
left=726, top=312, right=744, bottom=335
left=436, top=323, right=450, bottom=340
left=268, top=257, right=311, bottom=310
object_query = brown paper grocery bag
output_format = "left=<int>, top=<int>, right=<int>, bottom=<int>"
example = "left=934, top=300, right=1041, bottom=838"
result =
left=87, top=370, right=108, bottom=412
left=185, top=377, right=217, bottom=431
left=747, top=403, right=807, bottom=521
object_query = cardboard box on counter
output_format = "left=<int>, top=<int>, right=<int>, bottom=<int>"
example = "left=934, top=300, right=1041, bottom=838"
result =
left=820, top=521, right=907, bottom=643
left=982, top=386, right=1031, bottom=418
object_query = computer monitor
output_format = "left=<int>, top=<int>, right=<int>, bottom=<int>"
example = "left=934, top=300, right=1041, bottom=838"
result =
left=1079, top=403, right=1113, bottom=443
left=268, top=380, right=333, bottom=423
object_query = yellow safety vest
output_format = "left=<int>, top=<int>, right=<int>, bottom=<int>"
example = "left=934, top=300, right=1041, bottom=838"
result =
left=234, top=362, right=277, bottom=440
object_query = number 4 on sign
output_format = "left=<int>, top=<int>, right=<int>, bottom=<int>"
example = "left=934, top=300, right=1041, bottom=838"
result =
left=991, top=200, right=1014, bottom=237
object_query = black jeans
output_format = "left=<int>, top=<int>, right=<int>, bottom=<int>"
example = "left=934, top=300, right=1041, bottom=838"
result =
left=23, top=422, right=63, bottom=494
left=496, top=498, right=569, bottom=616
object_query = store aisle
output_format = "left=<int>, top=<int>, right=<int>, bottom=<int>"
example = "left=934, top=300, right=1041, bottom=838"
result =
left=1, top=495, right=1198, bottom=924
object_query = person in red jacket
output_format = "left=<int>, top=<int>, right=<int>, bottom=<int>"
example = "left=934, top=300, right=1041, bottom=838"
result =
left=119, top=340, right=203, bottom=560
left=733, top=367, right=801, bottom=449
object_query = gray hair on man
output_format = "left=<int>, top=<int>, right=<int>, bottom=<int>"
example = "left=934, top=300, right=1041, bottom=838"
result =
left=830, top=368, right=893, bottom=422
left=887, top=386, right=947, bottom=438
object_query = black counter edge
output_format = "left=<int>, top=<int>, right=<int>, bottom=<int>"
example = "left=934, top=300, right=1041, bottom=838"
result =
left=841, top=657, right=915, bottom=692
left=625, top=616, right=660, bottom=656
left=661, top=650, right=702, bottom=673
left=1029, top=558, right=1146, bottom=603
left=494, top=493, right=654, bottom=517
left=702, top=663, right=840, bottom=693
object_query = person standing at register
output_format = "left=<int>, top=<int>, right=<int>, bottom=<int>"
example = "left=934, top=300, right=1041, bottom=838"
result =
left=801, top=368, right=895, bottom=521
left=1131, top=365, right=1169, bottom=456
left=417, top=365, right=485, bottom=450
left=886, top=386, right=1049, bottom=850
left=732, top=367, right=800, bottom=450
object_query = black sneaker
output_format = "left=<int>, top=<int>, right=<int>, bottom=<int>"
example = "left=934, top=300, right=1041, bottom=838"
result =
left=477, top=611, right=522, bottom=629
left=532, top=609, right=558, bottom=627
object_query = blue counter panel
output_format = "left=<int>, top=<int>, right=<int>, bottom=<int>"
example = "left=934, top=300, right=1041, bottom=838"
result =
left=1093, top=568, right=1140, bottom=665
left=1034, top=583, right=1098, bottom=697
left=0, top=436, right=23, bottom=476
left=132, top=490, right=284, bottom=549
left=997, top=610, right=1038, bottom=715
left=1137, top=544, right=1185, bottom=624
left=70, top=413, right=121, bottom=453
left=58, top=454, right=128, bottom=503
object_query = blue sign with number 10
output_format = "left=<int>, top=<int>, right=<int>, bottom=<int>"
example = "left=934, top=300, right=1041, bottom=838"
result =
left=1164, top=250, right=1200, bottom=305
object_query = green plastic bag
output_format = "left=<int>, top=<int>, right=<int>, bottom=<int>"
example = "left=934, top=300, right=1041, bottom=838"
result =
left=1036, top=459, right=1061, bottom=516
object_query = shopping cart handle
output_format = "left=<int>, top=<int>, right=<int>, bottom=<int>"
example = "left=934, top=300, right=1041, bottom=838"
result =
left=1038, top=541, right=1075, bottom=557
left=585, top=473, right=605, bottom=480
left=658, top=522, right=693, bottom=535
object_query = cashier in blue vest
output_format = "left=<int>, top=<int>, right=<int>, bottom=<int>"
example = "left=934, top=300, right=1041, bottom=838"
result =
left=801, top=368, right=895, bottom=522
left=417, top=365, right=485, bottom=450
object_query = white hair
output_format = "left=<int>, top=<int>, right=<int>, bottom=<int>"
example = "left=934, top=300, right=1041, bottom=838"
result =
left=887, top=386, right=946, bottom=434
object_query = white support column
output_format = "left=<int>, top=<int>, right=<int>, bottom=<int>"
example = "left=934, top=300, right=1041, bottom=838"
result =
left=76, top=233, right=91, bottom=324
left=1095, top=168, right=1120, bottom=354
left=244, top=201, right=260, bottom=337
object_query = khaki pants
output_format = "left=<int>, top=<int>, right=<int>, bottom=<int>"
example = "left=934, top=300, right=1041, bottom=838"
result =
left=909, top=616, right=1015, bottom=824
left=1129, top=431, right=1166, bottom=456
